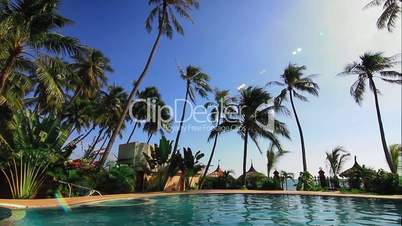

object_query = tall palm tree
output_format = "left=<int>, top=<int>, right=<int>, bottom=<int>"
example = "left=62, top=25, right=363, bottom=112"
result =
left=126, top=86, right=170, bottom=144
left=198, top=89, right=236, bottom=189
left=212, top=86, right=290, bottom=187
left=70, top=48, right=112, bottom=100
left=0, top=0, right=81, bottom=94
left=266, top=142, right=289, bottom=178
left=172, top=65, right=211, bottom=154
left=339, top=52, right=401, bottom=173
left=325, top=146, right=350, bottom=178
left=101, top=0, right=200, bottom=165
left=269, top=64, right=319, bottom=172
left=389, top=144, right=401, bottom=173
left=90, top=85, right=128, bottom=161
left=365, top=0, right=401, bottom=32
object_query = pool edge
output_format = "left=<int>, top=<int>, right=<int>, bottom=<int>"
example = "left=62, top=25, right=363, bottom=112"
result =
left=0, top=190, right=401, bottom=209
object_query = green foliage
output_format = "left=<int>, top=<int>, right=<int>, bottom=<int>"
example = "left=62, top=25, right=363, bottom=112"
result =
left=362, top=169, right=399, bottom=194
left=47, top=163, right=135, bottom=196
left=168, top=147, right=204, bottom=189
left=145, top=0, right=200, bottom=39
left=364, top=0, right=401, bottom=32
left=256, top=178, right=282, bottom=190
left=144, top=136, right=173, bottom=169
left=97, top=165, right=135, bottom=194
left=296, top=171, right=320, bottom=191
left=1, top=150, right=58, bottom=199
left=326, top=146, right=350, bottom=177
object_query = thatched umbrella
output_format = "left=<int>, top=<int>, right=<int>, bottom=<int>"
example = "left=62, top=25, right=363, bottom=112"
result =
left=208, top=164, right=225, bottom=178
left=340, top=156, right=362, bottom=178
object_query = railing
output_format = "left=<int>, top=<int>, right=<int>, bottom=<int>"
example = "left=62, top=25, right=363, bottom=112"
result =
left=56, top=180, right=102, bottom=197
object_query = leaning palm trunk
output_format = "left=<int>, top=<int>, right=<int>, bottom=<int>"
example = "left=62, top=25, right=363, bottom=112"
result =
left=85, top=128, right=105, bottom=158
left=172, top=81, right=190, bottom=154
left=198, top=112, right=221, bottom=189
left=126, top=122, right=138, bottom=144
left=1, top=156, right=49, bottom=199
left=100, top=4, right=168, bottom=166
left=289, top=89, right=308, bottom=172
left=242, top=128, right=249, bottom=187
left=162, top=82, right=191, bottom=187
left=369, top=78, right=394, bottom=173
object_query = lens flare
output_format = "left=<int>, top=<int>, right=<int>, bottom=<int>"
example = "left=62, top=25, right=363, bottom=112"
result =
left=55, top=191, right=71, bottom=213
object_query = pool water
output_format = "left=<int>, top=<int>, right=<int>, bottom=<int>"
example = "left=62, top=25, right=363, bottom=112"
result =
left=3, top=194, right=402, bottom=225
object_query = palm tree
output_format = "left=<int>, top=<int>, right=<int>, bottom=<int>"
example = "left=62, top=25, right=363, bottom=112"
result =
left=389, top=144, right=401, bottom=173
left=266, top=142, right=289, bottom=178
left=339, top=52, right=401, bottom=173
left=198, top=89, right=236, bottom=189
left=280, top=171, right=294, bottom=190
left=101, top=0, right=200, bottom=165
left=212, top=86, right=290, bottom=187
left=143, top=101, right=172, bottom=144
left=126, top=86, right=171, bottom=144
left=269, top=64, right=319, bottom=172
left=30, top=56, right=72, bottom=114
left=70, top=48, right=112, bottom=100
left=94, top=85, right=128, bottom=161
left=364, top=0, right=401, bottom=32
left=172, top=65, right=211, bottom=153
left=326, top=146, right=350, bottom=178
left=0, top=0, right=81, bottom=94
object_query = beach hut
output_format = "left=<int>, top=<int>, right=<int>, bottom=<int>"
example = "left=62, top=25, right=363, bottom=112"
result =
left=339, top=156, right=362, bottom=178
left=208, top=164, right=225, bottom=178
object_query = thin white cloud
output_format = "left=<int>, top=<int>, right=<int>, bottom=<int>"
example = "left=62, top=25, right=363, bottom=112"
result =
left=237, top=83, right=247, bottom=90
left=259, top=69, right=267, bottom=75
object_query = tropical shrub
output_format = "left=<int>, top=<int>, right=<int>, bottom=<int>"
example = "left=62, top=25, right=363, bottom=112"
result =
left=97, top=165, right=135, bottom=194
left=1, top=150, right=58, bottom=199
left=257, top=178, right=281, bottom=190
left=296, top=171, right=320, bottom=191
left=363, top=169, right=399, bottom=194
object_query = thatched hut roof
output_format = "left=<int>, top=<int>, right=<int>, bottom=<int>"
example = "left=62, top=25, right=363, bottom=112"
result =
left=208, top=164, right=225, bottom=178
left=340, top=156, right=362, bottom=178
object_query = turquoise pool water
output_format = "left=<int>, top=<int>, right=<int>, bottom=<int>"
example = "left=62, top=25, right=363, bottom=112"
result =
left=3, top=194, right=402, bottom=225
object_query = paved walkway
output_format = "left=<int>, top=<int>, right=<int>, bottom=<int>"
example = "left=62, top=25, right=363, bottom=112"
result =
left=0, top=190, right=401, bottom=209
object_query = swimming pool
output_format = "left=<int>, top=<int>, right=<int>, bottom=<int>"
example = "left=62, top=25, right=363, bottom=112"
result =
left=2, top=194, right=402, bottom=225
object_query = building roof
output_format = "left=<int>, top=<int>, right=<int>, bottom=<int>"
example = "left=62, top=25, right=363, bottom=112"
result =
left=208, top=164, right=225, bottom=178
left=340, top=156, right=362, bottom=177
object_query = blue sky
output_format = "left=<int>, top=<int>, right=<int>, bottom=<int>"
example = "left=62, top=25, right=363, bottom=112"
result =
left=62, top=0, right=401, bottom=176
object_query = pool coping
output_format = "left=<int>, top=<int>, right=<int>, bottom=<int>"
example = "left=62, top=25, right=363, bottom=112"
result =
left=0, top=190, right=401, bottom=209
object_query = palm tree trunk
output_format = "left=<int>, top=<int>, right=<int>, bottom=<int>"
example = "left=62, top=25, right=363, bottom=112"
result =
left=369, top=78, right=394, bottom=173
left=243, top=127, right=249, bottom=187
left=146, top=133, right=153, bottom=144
left=100, top=3, right=168, bottom=166
left=172, top=81, right=190, bottom=154
left=126, top=122, right=138, bottom=144
left=92, top=134, right=109, bottom=163
left=289, top=89, right=308, bottom=172
left=267, top=166, right=271, bottom=178
left=86, top=128, right=105, bottom=158
left=77, top=126, right=95, bottom=143
left=198, top=111, right=222, bottom=189
left=0, top=47, right=21, bottom=94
